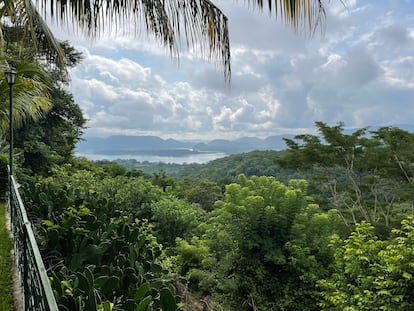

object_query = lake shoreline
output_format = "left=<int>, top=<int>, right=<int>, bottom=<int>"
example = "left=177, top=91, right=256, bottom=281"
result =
left=75, top=151, right=228, bottom=164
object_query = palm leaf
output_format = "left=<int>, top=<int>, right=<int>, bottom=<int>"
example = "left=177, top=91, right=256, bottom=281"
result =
left=0, top=0, right=67, bottom=75
left=250, top=0, right=326, bottom=34
left=41, top=0, right=232, bottom=80
left=10, top=0, right=67, bottom=74
left=2, top=0, right=329, bottom=83
left=0, top=59, right=52, bottom=134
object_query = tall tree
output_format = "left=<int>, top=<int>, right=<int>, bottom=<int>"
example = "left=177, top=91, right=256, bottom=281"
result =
left=276, top=122, right=414, bottom=233
left=192, top=175, right=314, bottom=309
left=14, top=86, right=86, bottom=175
left=12, top=41, right=85, bottom=175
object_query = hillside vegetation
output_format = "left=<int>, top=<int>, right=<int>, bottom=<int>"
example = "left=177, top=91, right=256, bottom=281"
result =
left=3, top=120, right=414, bottom=310
left=116, top=150, right=293, bottom=180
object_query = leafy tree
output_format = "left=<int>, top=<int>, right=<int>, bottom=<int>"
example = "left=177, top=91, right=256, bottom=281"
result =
left=150, top=196, right=206, bottom=246
left=181, top=178, right=223, bottom=211
left=285, top=206, right=346, bottom=309
left=151, top=170, right=179, bottom=192
left=0, top=37, right=84, bottom=182
left=94, top=160, right=129, bottom=177
left=15, top=86, right=86, bottom=175
left=7, top=41, right=85, bottom=177
left=277, top=122, right=414, bottom=232
left=181, top=174, right=321, bottom=310
left=319, top=218, right=414, bottom=310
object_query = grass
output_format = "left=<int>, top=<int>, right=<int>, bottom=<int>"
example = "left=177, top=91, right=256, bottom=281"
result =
left=0, top=202, right=14, bottom=310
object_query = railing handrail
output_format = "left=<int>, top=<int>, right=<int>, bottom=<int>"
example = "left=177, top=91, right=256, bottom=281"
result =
left=9, top=171, right=59, bottom=310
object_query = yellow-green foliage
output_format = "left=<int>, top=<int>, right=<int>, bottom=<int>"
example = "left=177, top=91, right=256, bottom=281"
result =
left=319, top=217, right=414, bottom=310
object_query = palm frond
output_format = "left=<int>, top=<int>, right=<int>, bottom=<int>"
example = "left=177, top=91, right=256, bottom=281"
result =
left=12, top=0, right=67, bottom=76
left=1, top=0, right=328, bottom=83
left=42, top=0, right=231, bottom=82
left=0, top=60, right=52, bottom=134
left=0, top=135, right=8, bottom=153
left=251, top=0, right=326, bottom=35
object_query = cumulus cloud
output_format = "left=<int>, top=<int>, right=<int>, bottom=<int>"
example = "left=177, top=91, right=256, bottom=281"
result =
left=382, top=56, right=414, bottom=88
left=57, top=0, right=414, bottom=139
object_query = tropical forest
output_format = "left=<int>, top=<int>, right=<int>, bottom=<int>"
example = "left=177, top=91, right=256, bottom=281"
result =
left=1, top=0, right=414, bottom=311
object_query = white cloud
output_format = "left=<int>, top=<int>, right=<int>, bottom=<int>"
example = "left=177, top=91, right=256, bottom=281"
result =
left=56, top=0, right=414, bottom=139
left=381, top=56, right=414, bottom=88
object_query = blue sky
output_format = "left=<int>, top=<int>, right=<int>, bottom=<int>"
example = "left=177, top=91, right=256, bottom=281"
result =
left=52, top=0, right=414, bottom=139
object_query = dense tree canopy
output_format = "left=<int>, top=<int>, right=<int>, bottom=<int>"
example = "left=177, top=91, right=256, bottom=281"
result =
left=14, top=86, right=86, bottom=175
left=319, top=218, right=414, bottom=310
left=14, top=127, right=414, bottom=310
left=276, top=122, right=414, bottom=233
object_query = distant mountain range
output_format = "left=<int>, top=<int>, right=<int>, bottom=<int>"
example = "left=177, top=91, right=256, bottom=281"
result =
left=76, top=134, right=295, bottom=155
left=76, top=124, right=414, bottom=156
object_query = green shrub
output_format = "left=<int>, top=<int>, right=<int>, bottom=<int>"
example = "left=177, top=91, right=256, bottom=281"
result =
left=0, top=154, right=8, bottom=199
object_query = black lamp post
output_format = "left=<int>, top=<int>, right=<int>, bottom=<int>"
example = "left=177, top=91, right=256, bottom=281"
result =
left=5, top=68, right=16, bottom=203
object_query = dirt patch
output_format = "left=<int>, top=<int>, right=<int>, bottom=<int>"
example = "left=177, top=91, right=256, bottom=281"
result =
left=175, top=281, right=224, bottom=311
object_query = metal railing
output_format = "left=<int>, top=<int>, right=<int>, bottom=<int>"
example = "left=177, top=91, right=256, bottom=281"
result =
left=9, top=173, right=59, bottom=310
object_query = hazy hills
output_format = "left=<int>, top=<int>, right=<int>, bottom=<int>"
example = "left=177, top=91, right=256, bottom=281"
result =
left=76, top=134, right=294, bottom=155
left=76, top=125, right=414, bottom=156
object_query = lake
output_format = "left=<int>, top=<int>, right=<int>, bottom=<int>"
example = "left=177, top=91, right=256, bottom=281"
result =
left=76, top=152, right=228, bottom=164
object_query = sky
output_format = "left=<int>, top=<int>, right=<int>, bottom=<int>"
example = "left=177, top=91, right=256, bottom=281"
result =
left=51, top=0, right=414, bottom=140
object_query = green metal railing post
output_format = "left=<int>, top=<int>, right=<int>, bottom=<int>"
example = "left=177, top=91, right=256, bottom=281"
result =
left=23, top=228, right=29, bottom=310
left=8, top=171, right=59, bottom=311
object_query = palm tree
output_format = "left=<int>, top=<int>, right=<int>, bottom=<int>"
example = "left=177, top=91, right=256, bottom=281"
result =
left=0, top=57, right=52, bottom=136
left=2, top=0, right=328, bottom=82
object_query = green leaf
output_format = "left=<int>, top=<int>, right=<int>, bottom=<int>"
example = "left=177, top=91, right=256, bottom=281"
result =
left=42, top=219, right=58, bottom=229
left=135, top=295, right=152, bottom=311
left=94, top=276, right=109, bottom=288
left=50, top=275, right=62, bottom=297
left=86, top=289, right=98, bottom=311
left=100, top=276, right=120, bottom=296
left=134, top=282, right=150, bottom=302
left=84, top=267, right=95, bottom=287
left=71, top=253, right=83, bottom=271
left=129, top=244, right=137, bottom=265
left=160, top=288, right=176, bottom=311
left=76, top=272, right=90, bottom=293
left=123, top=299, right=136, bottom=311
left=102, top=301, right=113, bottom=311
left=151, top=263, right=163, bottom=273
